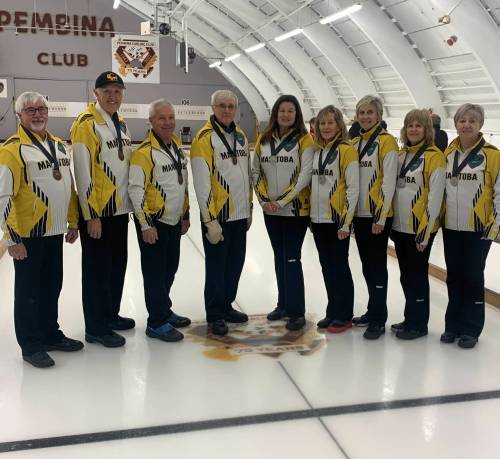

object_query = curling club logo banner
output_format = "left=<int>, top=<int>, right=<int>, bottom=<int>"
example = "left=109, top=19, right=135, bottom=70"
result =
left=112, top=35, right=159, bottom=84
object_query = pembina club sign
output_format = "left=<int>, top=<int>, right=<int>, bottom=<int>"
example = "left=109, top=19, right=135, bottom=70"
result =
left=112, top=35, right=159, bottom=84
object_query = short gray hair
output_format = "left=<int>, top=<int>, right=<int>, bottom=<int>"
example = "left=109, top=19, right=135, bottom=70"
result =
left=211, top=90, right=238, bottom=108
left=356, top=95, right=383, bottom=120
left=15, top=91, right=48, bottom=115
left=148, top=98, right=175, bottom=119
left=454, top=103, right=484, bottom=128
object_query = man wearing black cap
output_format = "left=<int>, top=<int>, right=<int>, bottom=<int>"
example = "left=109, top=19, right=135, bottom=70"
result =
left=71, top=71, right=134, bottom=347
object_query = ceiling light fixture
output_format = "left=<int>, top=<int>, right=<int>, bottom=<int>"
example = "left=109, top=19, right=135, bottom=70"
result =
left=224, top=53, right=241, bottom=62
left=113, top=0, right=121, bottom=9
left=274, top=28, right=303, bottom=42
left=209, top=61, right=222, bottom=68
left=319, top=3, right=362, bottom=25
left=245, top=43, right=266, bottom=53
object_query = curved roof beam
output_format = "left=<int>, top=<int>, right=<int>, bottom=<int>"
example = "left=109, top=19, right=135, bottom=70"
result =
left=178, top=0, right=313, bottom=117
left=430, top=0, right=500, bottom=97
left=120, top=0, right=269, bottom=120
left=303, top=23, right=377, bottom=99
left=268, top=0, right=377, bottom=99
left=334, top=0, right=444, bottom=117
left=217, top=0, right=341, bottom=111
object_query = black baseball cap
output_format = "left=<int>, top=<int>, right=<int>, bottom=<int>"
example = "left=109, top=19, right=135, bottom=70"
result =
left=95, top=71, right=125, bottom=89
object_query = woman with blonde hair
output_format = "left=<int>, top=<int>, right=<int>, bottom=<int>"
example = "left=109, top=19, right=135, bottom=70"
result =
left=391, top=109, right=445, bottom=340
left=310, top=105, right=359, bottom=333
left=441, top=103, right=500, bottom=348
left=351, top=95, right=399, bottom=340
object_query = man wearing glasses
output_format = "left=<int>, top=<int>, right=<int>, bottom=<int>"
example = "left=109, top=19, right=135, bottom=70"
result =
left=190, top=90, right=253, bottom=335
left=71, top=71, right=134, bottom=348
left=0, top=92, right=83, bottom=368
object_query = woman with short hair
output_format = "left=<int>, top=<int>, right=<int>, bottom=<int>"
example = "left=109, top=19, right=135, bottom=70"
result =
left=351, top=95, right=399, bottom=340
left=391, top=109, right=445, bottom=340
left=441, top=103, right=500, bottom=348
left=310, top=105, right=359, bottom=333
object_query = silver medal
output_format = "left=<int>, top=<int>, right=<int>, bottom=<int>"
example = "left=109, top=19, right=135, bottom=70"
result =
left=319, top=175, right=326, bottom=185
left=270, top=155, right=277, bottom=163
left=450, top=176, right=459, bottom=187
left=397, top=178, right=405, bottom=188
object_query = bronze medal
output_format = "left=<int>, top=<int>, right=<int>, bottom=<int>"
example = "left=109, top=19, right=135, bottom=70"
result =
left=53, top=168, right=62, bottom=181
left=319, top=175, right=326, bottom=185
left=232, top=156, right=238, bottom=165
left=397, top=178, right=406, bottom=188
left=450, top=176, right=459, bottom=187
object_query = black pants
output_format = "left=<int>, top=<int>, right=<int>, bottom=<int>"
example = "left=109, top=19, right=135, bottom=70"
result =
left=392, top=230, right=436, bottom=331
left=80, top=214, right=129, bottom=335
left=134, top=219, right=181, bottom=329
left=264, top=215, right=309, bottom=318
left=443, top=229, right=491, bottom=338
left=353, top=217, right=393, bottom=325
left=201, top=219, right=247, bottom=322
left=13, top=235, right=65, bottom=356
left=311, top=222, right=354, bottom=321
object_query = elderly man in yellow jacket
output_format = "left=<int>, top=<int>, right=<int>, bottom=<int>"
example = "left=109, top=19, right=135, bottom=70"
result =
left=0, top=91, right=82, bottom=368
left=190, top=90, right=252, bottom=336
left=129, top=99, right=191, bottom=342
left=71, top=71, right=134, bottom=348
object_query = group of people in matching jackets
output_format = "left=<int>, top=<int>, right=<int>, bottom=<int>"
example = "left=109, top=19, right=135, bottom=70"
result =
left=1, top=70, right=499, bottom=369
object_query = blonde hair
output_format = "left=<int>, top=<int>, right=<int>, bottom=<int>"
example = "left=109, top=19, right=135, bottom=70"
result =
left=314, top=105, right=348, bottom=145
left=453, top=103, right=484, bottom=128
left=355, top=95, right=383, bottom=120
left=400, top=109, right=434, bottom=147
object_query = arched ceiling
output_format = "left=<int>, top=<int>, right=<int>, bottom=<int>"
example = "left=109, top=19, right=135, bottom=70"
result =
left=121, top=0, right=500, bottom=129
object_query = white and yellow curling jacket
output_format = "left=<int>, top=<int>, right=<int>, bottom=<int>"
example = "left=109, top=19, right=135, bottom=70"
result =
left=252, top=131, right=314, bottom=217
left=190, top=117, right=252, bottom=223
left=71, top=102, right=132, bottom=220
left=309, top=135, right=359, bottom=230
left=443, top=135, right=500, bottom=239
left=352, top=124, right=399, bottom=224
left=129, top=131, right=189, bottom=229
left=392, top=142, right=445, bottom=245
left=0, top=126, right=78, bottom=244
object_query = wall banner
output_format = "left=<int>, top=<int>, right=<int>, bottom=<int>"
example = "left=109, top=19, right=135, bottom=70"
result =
left=112, top=35, right=160, bottom=84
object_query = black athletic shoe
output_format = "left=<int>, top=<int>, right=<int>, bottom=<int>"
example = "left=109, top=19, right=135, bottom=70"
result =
left=108, top=315, right=135, bottom=331
left=390, top=321, right=406, bottom=333
left=440, top=332, right=457, bottom=343
left=286, top=316, right=306, bottom=331
left=224, top=308, right=249, bottom=323
left=209, top=319, right=229, bottom=336
left=363, top=324, right=385, bottom=340
left=458, top=335, right=478, bottom=349
left=44, top=337, right=84, bottom=352
left=352, top=313, right=369, bottom=327
left=146, top=323, right=184, bottom=342
left=267, top=307, right=287, bottom=321
left=317, top=316, right=332, bottom=329
left=396, top=329, right=427, bottom=340
left=85, top=331, right=126, bottom=347
left=23, top=351, right=55, bottom=368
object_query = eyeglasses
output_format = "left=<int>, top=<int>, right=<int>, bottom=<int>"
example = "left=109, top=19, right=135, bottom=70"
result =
left=22, top=107, right=49, bottom=116
left=213, top=104, right=236, bottom=111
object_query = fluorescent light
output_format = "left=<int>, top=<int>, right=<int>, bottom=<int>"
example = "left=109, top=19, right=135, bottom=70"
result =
left=224, top=53, right=241, bottom=62
left=274, top=28, right=303, bottom=42
left=209, top=61, right=222, bottom=68
left=113, top=0, right=121, bottom=9
left=319, top=4, right=362, bottom=24
left=245, top=43, right=266, bottom=53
